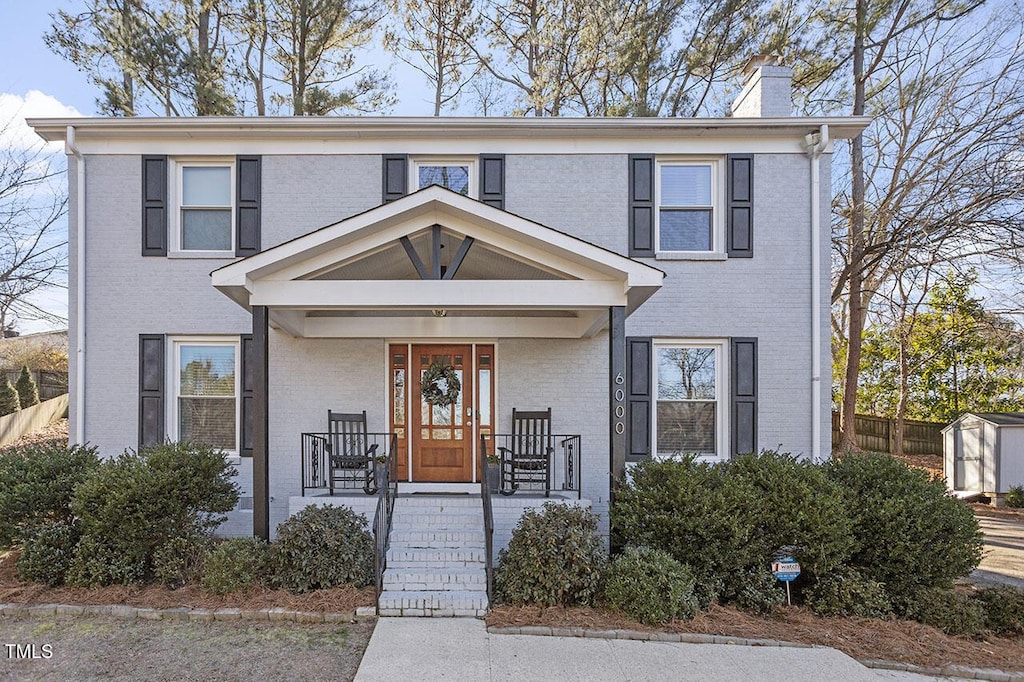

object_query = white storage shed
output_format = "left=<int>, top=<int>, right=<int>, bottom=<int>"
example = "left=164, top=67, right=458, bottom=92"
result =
left=943, top=412, right=1024, bottom=499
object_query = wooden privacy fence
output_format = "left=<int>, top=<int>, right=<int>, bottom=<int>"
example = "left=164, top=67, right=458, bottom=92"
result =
left=0, top=369, right=68, bottom=402
left=831, top=411, right=945, bottom=455
left=0, top=394, right=69, bottom=447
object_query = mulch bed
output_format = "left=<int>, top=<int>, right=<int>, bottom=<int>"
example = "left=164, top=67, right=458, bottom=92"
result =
left=488, top=604, right=1024, bottom=672
left=0, top=550, right=376, bottom=613
left=0, top=418, right=68, bottom=451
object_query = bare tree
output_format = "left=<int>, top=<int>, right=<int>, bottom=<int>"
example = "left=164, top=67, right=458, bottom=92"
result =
left=0, top=120, right=68, bottom=333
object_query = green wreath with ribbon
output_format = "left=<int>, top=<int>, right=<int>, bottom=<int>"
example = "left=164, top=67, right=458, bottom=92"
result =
left=421, top=360, right=461, bottom=407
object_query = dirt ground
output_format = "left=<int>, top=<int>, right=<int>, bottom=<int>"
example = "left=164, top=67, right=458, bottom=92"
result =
left=0, top=615, right=375, bottom=682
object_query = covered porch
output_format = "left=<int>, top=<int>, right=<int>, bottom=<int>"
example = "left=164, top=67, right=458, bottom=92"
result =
left=211, top=186, right=663, bottom=539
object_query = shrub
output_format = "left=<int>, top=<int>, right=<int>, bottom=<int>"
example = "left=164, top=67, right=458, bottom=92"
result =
left=272, top=505, right=373, bottom=593
left=68, top=442, right=238, bottom=586
left=0, top=377, right=19, bottom=415
left=153, top=533, right=213, bottom=588
left=0, top=443, right=100, bottom=547
left=1005, top=486, right=1024, bottom=508
left=974, top=585, right=1024, bottom=636
left=611, top=453, right=854, bottom=609
left=16, top=520, right=80, bottom=586
left=15, top=366, right=39, bottom=408
left=905, top=587, right=985, bottom=637
left=495, top=502, right=605, bottom=607
left=202, top=538, right=270, bottom=594
left=826, top=453, right=983, bottom=609
left=603, top=547, right=699, bottom=624
left=805, top=566, right=892, bottom=618
left=733, top=567, right=786, bottom=614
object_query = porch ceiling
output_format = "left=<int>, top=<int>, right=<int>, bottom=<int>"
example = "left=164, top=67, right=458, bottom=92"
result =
left=211, top=186, right=664, bottom=338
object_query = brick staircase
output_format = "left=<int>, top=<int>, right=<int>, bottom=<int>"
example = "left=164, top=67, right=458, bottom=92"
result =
left=378, top=495, right=489, bottom=617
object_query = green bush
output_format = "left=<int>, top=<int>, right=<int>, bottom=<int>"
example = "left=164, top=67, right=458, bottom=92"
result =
left=272, top=505, right=373, bottom=593
left=15, top=366, right=39, bottom=408
left=68, top=442, right=238, bottom=586
left=16, top=520, right=80, bottom=586
left=603, top=546, right=699, bottom=624
left=203, top=538, right=270, bottom=594
left=611, top=453, right=854, bottom=609
left=0, top=443, right=100, bottom=547
left=495, top=502, right=605, bottom=607
left=826, top=453, right=983, bottom=609
left=805, top=566, right=892, bottom=618
left=905, top=587, right=985, bottom=636
left=733, top=567, right=785, bottom=614
left=974, top=585, right=1024, bottom=636
left=153, top=533, right=213, bottom=589
left=0, top=377, right=19, bottom=415
left=1005, top=486, right=1024, bottom=508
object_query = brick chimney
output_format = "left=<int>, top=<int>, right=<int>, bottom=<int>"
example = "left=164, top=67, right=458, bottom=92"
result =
left=730, top=55, right=793, bottom=117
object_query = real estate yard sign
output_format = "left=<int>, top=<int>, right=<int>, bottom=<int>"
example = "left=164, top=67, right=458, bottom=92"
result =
left=772, top=556, right=801, bottom=606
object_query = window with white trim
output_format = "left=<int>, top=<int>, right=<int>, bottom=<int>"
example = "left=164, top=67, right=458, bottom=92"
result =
left=412, top=158, right=476, bottom=197
left=173, top=160, right=234, bottom=254
left=656, top=160, right=723, bottom=253
left=170, top=338, right=239, bottom=455
left=654, top=341, right=726, bottom=459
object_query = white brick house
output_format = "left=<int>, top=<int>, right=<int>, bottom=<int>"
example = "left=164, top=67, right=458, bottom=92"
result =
left=30, top=62, right=868, bottom=615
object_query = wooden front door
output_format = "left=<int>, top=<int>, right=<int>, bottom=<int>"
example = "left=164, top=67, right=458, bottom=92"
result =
left=389, top=343, right=495, bottom=483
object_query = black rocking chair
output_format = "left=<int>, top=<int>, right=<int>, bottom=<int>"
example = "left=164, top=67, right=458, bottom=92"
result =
left=327, top=410, right=378, bottom=495
left=498, top=408, right=554, bottom=497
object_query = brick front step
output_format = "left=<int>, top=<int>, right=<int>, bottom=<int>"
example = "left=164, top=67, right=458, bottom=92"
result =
left=387, top=547, right=487, bottom=567
left=382, top=568, right=487, bottom=591
left=377, top=590, right=488, bottom=618
left=389, top=530, right=485, bottom=548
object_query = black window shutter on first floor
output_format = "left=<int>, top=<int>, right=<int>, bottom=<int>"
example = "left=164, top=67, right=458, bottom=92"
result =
left=236, top=156, right=261, bottom=256
left=382, top=155, right=408, bottom=203
left=625, top=337, right=652, bottom=459
left=727, top=154, right=754, bottom=258
left=479, top=154, right=505, bottom=209
left=240, top=334, right=254, bottom=457
left=139, top=334, right=166, bottom=449
left=142, top=156, right=168, bottom=256
left=730, top=337, right=758, bottom=455
left=628, top=155, right=655, bottom=257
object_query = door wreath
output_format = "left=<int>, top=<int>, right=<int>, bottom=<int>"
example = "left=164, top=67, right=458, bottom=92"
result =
left=422, top=359, right=461, bottom=407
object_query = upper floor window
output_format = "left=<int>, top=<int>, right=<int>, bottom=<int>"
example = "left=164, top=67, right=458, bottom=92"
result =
left=412, top=158, right=476, bottom=197
left=174, top=160, right=235, bottom=255
left=656, top=160, right=723, bottom=254
left=654, top=341, right=726, bottom=459
left=170, top=337, right=239, bottom=455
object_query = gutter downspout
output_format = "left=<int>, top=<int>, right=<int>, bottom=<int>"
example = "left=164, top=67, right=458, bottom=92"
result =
left=806, top=124, right=829, bottom=462
left=66, top=126, right=85, bottom=445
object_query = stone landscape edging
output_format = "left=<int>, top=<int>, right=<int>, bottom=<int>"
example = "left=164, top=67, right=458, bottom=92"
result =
left=487, top=625, right=1024, bottom=682
left=0, top=602, right=378, bottom=624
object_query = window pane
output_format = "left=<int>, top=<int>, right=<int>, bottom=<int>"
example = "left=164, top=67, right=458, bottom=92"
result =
left=657, top=401, right=716, bottom=455
left=180, top=345, right=236, bottom=397
left=660, top=209, right=712, bottom=251
left=658, top=347, right=715, bottom=400
left=183, top=166, right=231, bottom=206
left=182, top=209, right=232, bottom=250
left=393, top=369, right=405, bottom=425
left=180, top=397, right=236, bottom=449
left=419, top=165, right=469, bottom=195
left=478, top=369, right=491, bottom=425
left=661, top=165, right=711, bottom=206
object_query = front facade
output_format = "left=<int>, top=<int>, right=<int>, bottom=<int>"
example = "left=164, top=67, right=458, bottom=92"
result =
left=31, top=63, right=868, bottom=544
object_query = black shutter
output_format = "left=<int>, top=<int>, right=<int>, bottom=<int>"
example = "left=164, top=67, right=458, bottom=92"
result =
left=479, top=154, right=505, bottom=209
left=626, top=337, right=652, bottom=460
left=727, top=154, right=753, bottom=258
left=240, top=334, right=254, bottom=457
left=139, top=334, right=166, bottom=449
left=730, top=337, right=758, bottom=456
left=236, top=156, right=261, bottom=256
left=142, top=156, right=168, bottom=256
left=382, top=155, right=408, bottom=203
left=628, top=155, right=655, bottom=257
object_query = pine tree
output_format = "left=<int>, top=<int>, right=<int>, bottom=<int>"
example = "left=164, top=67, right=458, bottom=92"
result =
left=15, top=365, right=39, bottom=409
left=0, top=377, right=21, bottom=416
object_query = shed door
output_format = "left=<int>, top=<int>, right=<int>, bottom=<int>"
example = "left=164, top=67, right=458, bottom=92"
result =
left=956, top=425, right=984, bottom=492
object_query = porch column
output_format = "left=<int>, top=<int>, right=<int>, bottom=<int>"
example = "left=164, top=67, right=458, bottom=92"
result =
left=609, top=306, right=627, bottom=491
left=252, top=305, right=270, bottom=541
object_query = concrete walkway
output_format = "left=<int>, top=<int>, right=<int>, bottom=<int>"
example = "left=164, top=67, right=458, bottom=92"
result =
left=971, top=514, right=1024, bottom=588
left=353, top=618, right=966, bottom=682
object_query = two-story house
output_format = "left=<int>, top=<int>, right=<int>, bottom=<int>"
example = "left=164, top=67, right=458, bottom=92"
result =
left=30, top=59, right=868, bottom=616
